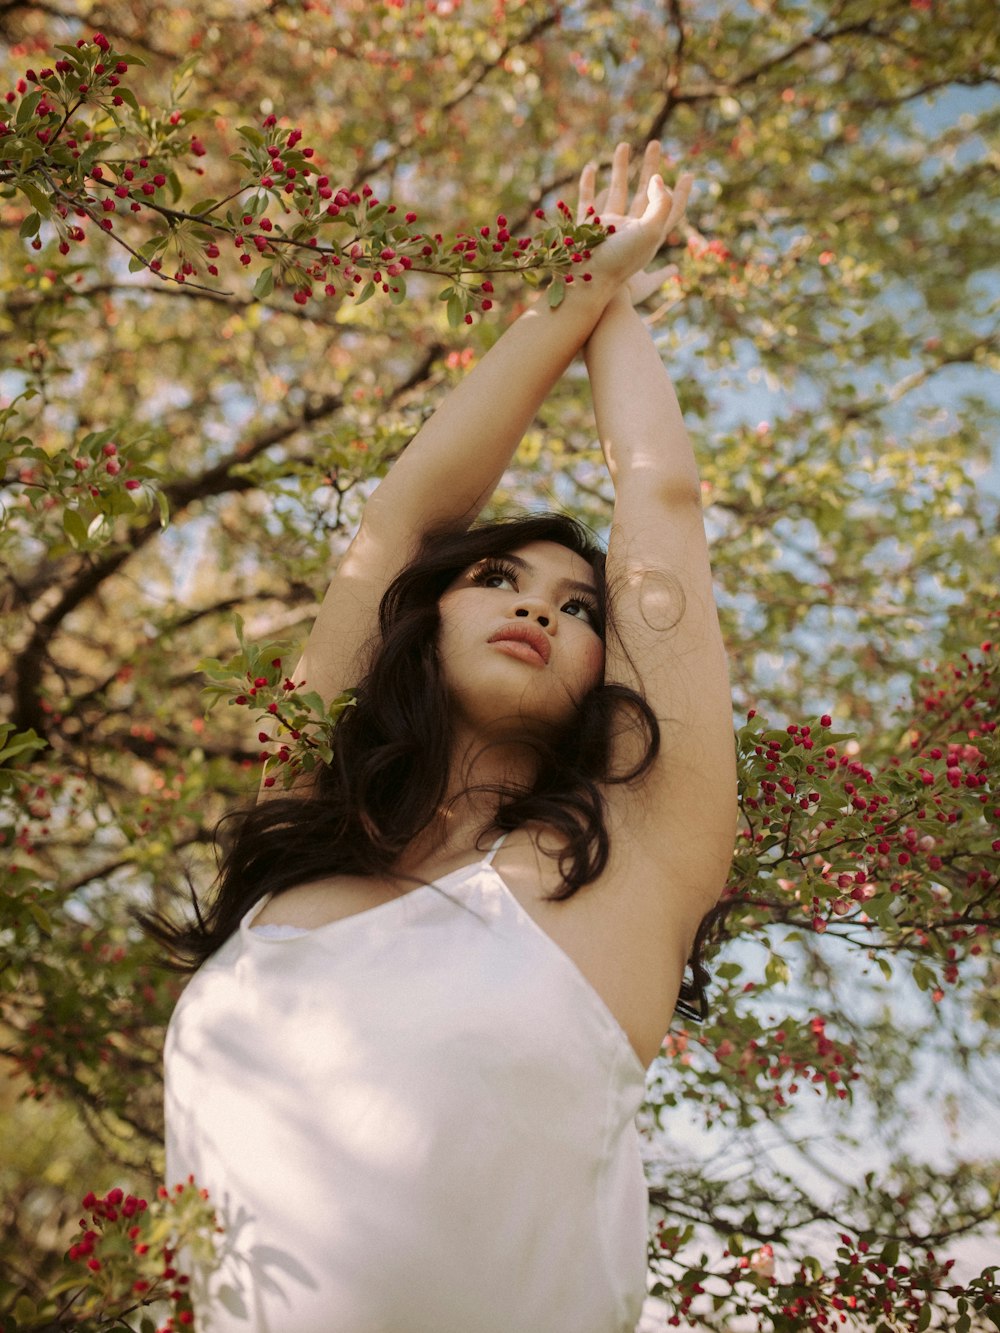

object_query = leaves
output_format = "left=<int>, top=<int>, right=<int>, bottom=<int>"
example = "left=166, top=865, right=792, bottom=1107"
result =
left=1, top=2, right=998, bottom=1327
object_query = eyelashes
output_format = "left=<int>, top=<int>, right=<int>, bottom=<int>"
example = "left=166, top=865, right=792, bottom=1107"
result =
left=470, top=557, right=521, bottom=589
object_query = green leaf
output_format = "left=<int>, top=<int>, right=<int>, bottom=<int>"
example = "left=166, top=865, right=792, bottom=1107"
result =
left=356, top=280, right=376, bottom=305
left=62, top=508, right=89, bottom=548
left=912, top=963, right=934, bottom=992
left=252, top=266, right=274, bottom=299
left=19, top=180, right=50, bottom=215
left=157, top=488, right=171, bottom=528
left=547, top=278, right=566, bottom=309
left=765, top=953, right=790, bottom=986
left=18, top=212, right=41, bottom=239
left=237, top=124, right=266, bottom=148
left=918, top=1302, right=932, bottom=1331
left=0, top=727, right=46, bottom=767
left=16, top=90, right=42, bottom=127
left=27, top=901, right=53, bottom=935
left=446, top=293, right=464, bottom=327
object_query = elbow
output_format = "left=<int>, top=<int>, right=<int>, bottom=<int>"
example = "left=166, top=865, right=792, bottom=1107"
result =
left=617, top=466, right=702, bottom=511
left=651, top=472, right=703, bottom=511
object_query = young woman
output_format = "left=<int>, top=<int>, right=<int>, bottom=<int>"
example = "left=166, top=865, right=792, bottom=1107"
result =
left=156, top=142, right=737, bottom=1333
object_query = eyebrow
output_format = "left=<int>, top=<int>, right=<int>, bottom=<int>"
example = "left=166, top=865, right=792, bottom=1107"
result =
left=498, top=553, right=598, bottom=599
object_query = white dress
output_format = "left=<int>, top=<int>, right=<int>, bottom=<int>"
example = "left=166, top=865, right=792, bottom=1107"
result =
left=164, top=836, right=651, bottom=1332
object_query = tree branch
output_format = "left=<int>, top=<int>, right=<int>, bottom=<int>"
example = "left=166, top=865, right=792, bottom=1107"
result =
left=9, top=341, right=443, bottom=736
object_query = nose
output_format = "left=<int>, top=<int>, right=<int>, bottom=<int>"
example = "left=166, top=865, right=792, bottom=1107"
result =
left=512, top=596, right=553, bottom=630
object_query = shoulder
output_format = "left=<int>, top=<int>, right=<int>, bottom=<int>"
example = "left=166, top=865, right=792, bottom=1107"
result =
left=492, top=825, right=696, bottom=1068
left=250, top=868, right=428, bottom=930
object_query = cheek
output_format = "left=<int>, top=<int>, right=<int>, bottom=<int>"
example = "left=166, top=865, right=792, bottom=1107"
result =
left=578, top=636, right=605, bottom=691
left=435, top=601, right=479, bottom=682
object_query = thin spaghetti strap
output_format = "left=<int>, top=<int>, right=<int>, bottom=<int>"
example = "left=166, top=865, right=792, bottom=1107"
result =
left=483, top=832, right=510, bottom=866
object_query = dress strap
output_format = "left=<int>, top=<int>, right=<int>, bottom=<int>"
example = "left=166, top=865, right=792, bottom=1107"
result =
left=483, top=832, right=510, bottom=866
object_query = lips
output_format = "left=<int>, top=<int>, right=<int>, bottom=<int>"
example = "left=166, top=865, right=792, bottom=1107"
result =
left=487, top=623, right=551, bottom=664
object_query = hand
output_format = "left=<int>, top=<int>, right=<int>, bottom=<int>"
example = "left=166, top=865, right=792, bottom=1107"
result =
left=576, top=142, right=692, bottom=300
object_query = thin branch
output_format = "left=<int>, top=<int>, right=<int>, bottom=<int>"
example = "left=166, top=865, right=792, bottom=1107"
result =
left=350, top=8, right=563, bottom=186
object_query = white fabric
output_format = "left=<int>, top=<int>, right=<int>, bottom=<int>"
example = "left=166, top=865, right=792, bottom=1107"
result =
left=163, top=841, right=650, bottom=1332
left=247, top=921, right=311, bottom=939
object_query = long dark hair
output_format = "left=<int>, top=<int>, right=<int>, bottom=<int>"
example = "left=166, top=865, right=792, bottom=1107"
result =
left=139, top=512, right=711, bottom=1020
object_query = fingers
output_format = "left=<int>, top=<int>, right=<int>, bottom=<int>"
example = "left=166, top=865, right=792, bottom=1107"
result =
left=642, top=169, right=694, bottom=243
left=605, top=141, right=631, bottom=216
left=626, top=262, right=679, bottom=307
left=630, top=142, right=661, bottom=218
left=576, top=160, right=597, bottom=225
left=583, top=143, right=694, bottom=235
left=664, top=171, right=694, bottom=230
left=646, top=261, right=679, bottom=287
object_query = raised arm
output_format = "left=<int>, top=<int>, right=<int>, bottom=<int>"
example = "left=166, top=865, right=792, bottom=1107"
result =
left=291, top=157, right=688, bottom=711
left=583, top=147, right=737, bottom=935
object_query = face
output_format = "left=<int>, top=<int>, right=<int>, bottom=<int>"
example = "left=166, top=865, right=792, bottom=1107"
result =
left=436, top=540, right=606, bottom=738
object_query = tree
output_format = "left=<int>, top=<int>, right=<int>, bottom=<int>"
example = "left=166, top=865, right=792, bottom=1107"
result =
left=1, top=1, right=997, bottom=1328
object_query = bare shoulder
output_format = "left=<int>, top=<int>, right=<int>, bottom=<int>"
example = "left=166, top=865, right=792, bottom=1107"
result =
left=492, top=825, right=698, bottom=1069
left=252, top=873, right=402, bottom=929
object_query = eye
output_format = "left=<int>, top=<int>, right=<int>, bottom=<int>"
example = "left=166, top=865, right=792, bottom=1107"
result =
left=469, top=558, right=519, bottom=590
left=561, top=597, right=600, bottom=630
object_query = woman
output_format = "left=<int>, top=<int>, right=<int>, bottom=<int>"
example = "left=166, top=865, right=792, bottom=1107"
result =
left=157, top=142, right=737, bottom=1332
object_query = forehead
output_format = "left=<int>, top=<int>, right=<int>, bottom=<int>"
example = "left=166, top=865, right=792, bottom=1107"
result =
left=504, top=540, right=598, bottom=588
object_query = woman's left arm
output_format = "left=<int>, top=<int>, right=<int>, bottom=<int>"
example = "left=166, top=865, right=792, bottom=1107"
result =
left=584, top=288, right=738, bottom=927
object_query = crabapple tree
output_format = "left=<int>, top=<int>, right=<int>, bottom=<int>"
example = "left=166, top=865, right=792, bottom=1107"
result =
left=1, top=1, right=998, bottom=1329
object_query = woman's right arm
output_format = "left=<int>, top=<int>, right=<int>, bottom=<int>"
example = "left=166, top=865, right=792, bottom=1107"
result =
left=290, top=156, right=681, bottom=711
left=294, top=280, right=619, bottom=709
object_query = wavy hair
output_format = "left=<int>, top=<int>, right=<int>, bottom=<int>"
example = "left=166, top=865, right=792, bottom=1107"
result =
left=139, top=512, right=711, bottom=1020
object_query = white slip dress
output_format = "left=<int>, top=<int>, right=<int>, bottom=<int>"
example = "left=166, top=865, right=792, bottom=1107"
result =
left=163, top=834, right=651, bottom=1332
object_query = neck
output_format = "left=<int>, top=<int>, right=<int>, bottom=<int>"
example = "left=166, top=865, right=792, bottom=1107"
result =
left=399, top=725, right=539, bottom=870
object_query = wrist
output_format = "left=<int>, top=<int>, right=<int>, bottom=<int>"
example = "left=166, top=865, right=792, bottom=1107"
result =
left=582, top=287, right=634, bottom=358
left=599, top=287, right=633, bottom=315
left=559, top=269, right=621, bottom=313
left=522, top=270, right=625, bottom=346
